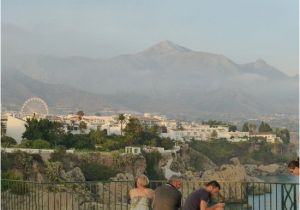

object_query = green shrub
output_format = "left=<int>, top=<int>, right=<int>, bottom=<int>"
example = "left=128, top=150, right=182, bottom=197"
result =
left=1, top=136, right=17, bottom=147
left=1, top=171, right=30, bottom=195
left=143, top=152, right=165, bottom=180
left=32, top=139, right=51, bottom=149
left=80, top=162, right=118, bottom=181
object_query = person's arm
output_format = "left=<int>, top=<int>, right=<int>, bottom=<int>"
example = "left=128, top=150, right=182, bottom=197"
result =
left=151, top=191, right=156, bottom=209
left=176, top=192, right=182, bottom=208
left=128, top=189, right=133, bottom=204
left=200, top=200, right=225, bottom=210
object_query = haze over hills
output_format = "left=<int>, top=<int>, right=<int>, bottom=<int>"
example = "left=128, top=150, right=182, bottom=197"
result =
left=2, top=40, right=298, bottom=118
left=1, top=68, right=126, bottom=114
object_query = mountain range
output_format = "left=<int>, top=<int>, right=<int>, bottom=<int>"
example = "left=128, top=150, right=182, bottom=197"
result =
left=2, top=40, right=299, bottom=118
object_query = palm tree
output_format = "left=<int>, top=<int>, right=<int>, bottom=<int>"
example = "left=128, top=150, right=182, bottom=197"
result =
left=118, top=114, right=126, bottom=135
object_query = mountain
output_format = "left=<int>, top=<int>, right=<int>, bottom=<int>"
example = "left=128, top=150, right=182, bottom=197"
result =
left=2, top=40, right=298, bottom=117
left=1, top=68, right=125, bottom=114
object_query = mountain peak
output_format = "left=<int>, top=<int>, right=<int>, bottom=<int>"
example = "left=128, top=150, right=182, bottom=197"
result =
left=254, top=58, right=267, bottom=67
left=140, top=40, right=191, bottom=56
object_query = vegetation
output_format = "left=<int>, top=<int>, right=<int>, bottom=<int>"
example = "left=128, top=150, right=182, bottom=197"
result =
left=1, top=151, right=44, bottom=181
left=143, top=152, right=165, bottom=180
left=1, top=171, right=30, bottom=194
left=258, top=121, right=272, bottom=132
left=190, top=138, right=290, bottom=165
left=118, top=113, right=126, bottom=135
left=242, top=122, right=257, bottom=133
left=203, top=120, right=237, bottom=132
left=80, top=162, right=118, bottom=181
left=22, top=118, right=65, bottom=146
left=1, top=136, right=17, bottom=147
left=20, top=118, right=174, bottom=151
left=76, top=110, right=84, bottom=120
left=275, top=128, right=290, bottom=144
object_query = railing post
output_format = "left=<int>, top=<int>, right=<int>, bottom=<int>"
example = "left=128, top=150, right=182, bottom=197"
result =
left=281, top=183, right=297, bottom=210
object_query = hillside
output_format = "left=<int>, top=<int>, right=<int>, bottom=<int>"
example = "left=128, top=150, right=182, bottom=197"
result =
left=2, top=40, right=298, bottom=116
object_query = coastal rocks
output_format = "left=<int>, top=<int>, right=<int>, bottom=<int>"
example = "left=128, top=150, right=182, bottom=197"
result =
left=171, top=144, right=216, bottom=173
left=110, top=173, right=134, bottom=181
left=200, top=163, right=268, bottom=201
left=116, top=154, right=146, bottom=176
left=62, top=167, right=86, bottom=182
left=229, top=157, right=240, bottom=165
left=201, top=164, right=248, bottom=182
left=258, top=164, right=280, bottom=175
left=244, top=163, right=284, bottom=176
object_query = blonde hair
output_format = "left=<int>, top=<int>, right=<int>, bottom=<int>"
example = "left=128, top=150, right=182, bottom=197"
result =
left=136, top=175, right=149, bottom=187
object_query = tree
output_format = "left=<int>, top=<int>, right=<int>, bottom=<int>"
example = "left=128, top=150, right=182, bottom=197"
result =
left=176, top=122, right=184, bottom=130
left=118, top=114, right=126, bottom=135
left=228, top=125, right=237, bottom=132
left=143, top=152, right=165, bottom=180
left=47, top=121, right=65, bottom=146
left=89, top=129, right=107, bottom=144
left=73, top=134, right=95, bottom=149
left=248, top=123, right=257, bottom=133
left=242, top=123, right=249, bottom=132
left=211, top=130, right=218, bottom=139
left=258, top=121, right=272, bottom=132
left=275, top=128, right=290, bottom=144
left=160, top=138, right=174, bottom=149
left=31, top=139, right=51, bottom=149
left=161, top=125, right=167, bottom=133
left=123, top=118, right=143, bottom=145
left=1, top=136, right=17, bottom=147
left=79, top=121, right=87, bottom=131
left=22, top=119, right=65, bottom=146
left=22, top=118, right=43, bottom=140
left=205, top=120, right=225, bottom=127
left=77, top=110, right=84, bottom=120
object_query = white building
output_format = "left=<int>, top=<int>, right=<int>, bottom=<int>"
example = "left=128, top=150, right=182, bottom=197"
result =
left=250, top=133, right=282, bottom=143
left=2, top=113, right=26, bottom=143
left=125, top=146, right=141, bottom=155
left=161, top=123, right=230, bottom=141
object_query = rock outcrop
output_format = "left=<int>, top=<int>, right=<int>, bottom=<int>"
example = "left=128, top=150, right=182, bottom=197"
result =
left=245, top=163, right=286, bottom=176
left=170, top=144, right=217, bottom=173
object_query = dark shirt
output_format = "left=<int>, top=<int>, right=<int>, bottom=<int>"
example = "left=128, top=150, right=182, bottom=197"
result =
left=183, top=188, right=211, bottom=210
left=153, top=184, right=182, bottom=210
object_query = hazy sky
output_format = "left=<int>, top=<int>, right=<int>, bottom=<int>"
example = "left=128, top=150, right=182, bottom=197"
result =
left=2, top=0, right=299, bottom=75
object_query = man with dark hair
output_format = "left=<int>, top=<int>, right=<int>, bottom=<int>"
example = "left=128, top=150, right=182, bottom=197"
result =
left=152, top=175, right=182, bottom=210
left=183, top=180, right=224, bottom=210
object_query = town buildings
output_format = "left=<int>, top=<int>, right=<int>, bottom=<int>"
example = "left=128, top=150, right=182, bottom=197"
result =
left=2, top=111, right=283, bottom=144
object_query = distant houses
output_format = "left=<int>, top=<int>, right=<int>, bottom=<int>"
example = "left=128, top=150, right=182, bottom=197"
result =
left=2, top=111, right=283, bottom=144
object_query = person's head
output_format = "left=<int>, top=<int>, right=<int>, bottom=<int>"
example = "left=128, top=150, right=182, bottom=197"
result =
left=205, top=180, right=221, bottom=195
left=136, top=175, right=149, bottom=188
left=288, top=158, right=299, bottom=176
left=168, top=175, right=182, bottom=189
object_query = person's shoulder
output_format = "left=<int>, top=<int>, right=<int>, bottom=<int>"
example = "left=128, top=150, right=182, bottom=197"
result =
left=155, top=184, right=167, bottom=190
left=129, top=188, right=137, bottom=196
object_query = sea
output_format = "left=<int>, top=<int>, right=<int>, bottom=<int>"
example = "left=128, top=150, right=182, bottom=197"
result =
left=226, top=174, right=299, bottom=210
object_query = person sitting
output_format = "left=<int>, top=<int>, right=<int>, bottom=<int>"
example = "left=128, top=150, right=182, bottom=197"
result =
left=129, top=175, right=154, bottom=210
left=288, top=158, right=299, bottom=176
left=152, top=175, right=182, bottom=210
left=183, top=180, right=225, bottom=210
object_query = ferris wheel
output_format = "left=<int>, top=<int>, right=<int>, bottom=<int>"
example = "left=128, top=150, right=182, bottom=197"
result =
left=20, top=97, right=49, bottom=117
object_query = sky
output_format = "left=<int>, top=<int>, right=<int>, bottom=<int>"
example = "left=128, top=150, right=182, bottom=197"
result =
left=2, top=0, right=299, bottom=76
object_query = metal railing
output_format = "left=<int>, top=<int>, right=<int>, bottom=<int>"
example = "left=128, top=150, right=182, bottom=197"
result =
left=1, top=179, right=299, bottom=210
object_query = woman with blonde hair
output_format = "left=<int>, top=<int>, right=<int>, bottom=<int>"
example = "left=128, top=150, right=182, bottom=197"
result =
left=129, top=175, right=154, bottom=210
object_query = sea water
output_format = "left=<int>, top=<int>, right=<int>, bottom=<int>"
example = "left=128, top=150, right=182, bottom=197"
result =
left=225, top=174, right=299, bottom=210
